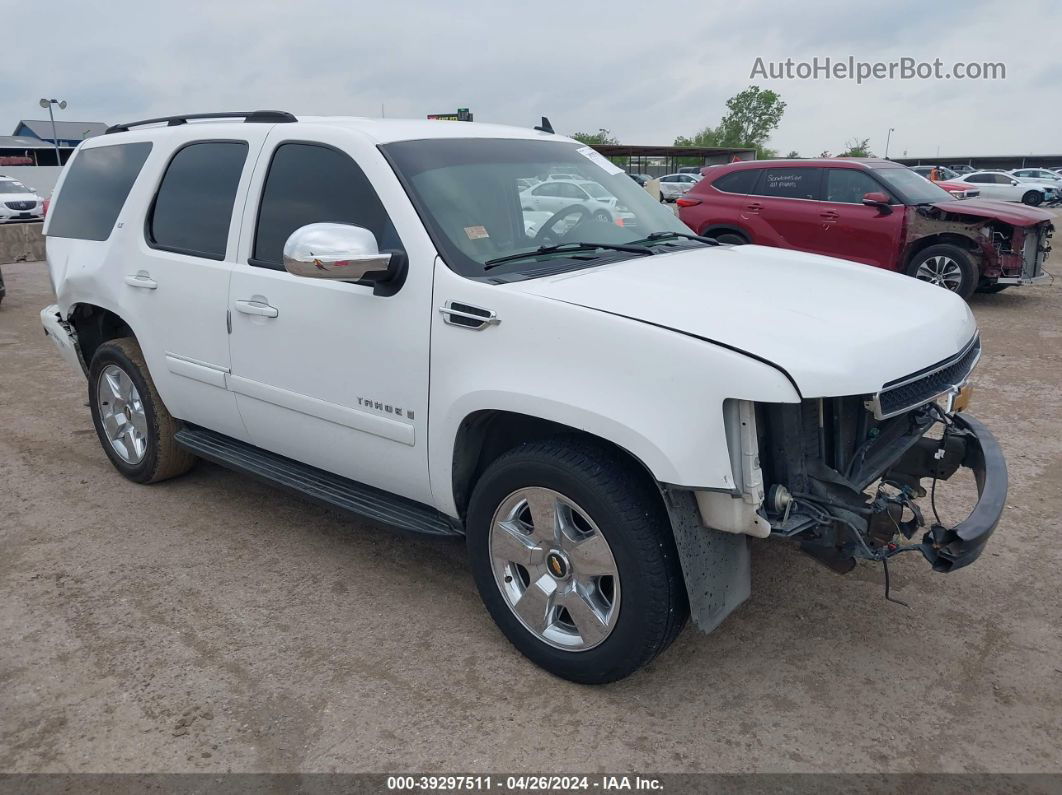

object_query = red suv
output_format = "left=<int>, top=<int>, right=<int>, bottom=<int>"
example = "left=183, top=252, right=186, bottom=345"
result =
left=677, top=158, right=1054, bottom=298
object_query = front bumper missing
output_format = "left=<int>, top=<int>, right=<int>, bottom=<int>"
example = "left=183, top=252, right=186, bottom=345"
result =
left=904, top=413, right=1008, bottom=572
left=40, top=304, right=86, bottom=377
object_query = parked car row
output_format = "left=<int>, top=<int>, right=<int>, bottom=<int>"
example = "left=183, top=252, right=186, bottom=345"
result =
left=676, top=157, right=1053, bottom=298
left=911, top=165, right=1060, bottom=205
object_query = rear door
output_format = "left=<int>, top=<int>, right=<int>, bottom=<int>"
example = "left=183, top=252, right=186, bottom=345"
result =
left=124, top=131, right=270, bottom=440
left=742, top=166, right=826, bottom=253
left=815, top=168, right=905, bottom=269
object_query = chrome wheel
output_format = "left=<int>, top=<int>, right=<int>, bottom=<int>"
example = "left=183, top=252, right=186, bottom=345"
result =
left=915, top=255, right=964, bottom=291
left=96, top=364, right=148, bottom=464
left=489, top=487, right=620, bottom=651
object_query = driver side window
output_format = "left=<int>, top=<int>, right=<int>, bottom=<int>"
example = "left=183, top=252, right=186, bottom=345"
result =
left=250, top=142, right=402, bottom=270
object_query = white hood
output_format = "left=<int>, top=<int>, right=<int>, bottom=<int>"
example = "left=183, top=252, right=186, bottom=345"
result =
left=510, top=244, right=977, bottom=397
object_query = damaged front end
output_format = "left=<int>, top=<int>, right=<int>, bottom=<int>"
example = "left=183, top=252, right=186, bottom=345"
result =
left=755, top=334, right=1007, bottom=575
left=908, top=204, right=1053, bottom=286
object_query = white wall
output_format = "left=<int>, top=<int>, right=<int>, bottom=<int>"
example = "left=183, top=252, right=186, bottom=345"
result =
left=0, top=166, right=63, bottom=197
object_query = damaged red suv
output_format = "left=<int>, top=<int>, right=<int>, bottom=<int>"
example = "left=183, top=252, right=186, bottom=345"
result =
left=677, top=158, right=1054, bottom=298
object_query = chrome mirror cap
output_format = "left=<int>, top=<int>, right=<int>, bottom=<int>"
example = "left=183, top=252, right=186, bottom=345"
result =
left=282, top=223, right=392, bottom=281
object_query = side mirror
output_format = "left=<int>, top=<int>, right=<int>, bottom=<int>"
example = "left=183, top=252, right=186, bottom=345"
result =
left=1010, top=180, right=1020, bottom=186
left=861, top=191, right=892, bottom=213
left=283, top=223, right=395, bottom=283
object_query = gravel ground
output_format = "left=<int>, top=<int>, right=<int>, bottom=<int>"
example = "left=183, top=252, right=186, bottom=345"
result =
left=1, top=229, right=1061, bottom=774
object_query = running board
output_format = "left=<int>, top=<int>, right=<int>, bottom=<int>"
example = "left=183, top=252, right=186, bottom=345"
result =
left=174, top=426, right=463, bottom=537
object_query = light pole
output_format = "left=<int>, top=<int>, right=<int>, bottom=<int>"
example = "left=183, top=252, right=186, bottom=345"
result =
left=884, top=127, right=895, bottom=159
left=38, top=98, right=68, bottom=166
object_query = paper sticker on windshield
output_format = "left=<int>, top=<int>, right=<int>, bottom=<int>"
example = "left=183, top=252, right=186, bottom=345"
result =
left=576, top=146, right=624, bottom=175
left=464, top=225, right=490, bottom=240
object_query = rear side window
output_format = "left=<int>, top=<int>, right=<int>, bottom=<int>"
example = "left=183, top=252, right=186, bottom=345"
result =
left=711, top=169, right=759, bottom=194
left=751, top=168, right=822, bottom=200
left=47, top=142, right=152, bottom=241
left=148, top=141, right=248, bottom=260
left=251, top=143, right=401, bottom=269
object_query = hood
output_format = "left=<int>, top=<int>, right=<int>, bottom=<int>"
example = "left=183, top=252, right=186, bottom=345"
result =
left=1, top=191, right=41, bottom=203
left=510, top=244, right=977, bottom=398
left=930, top=198, right=1054, bottom=226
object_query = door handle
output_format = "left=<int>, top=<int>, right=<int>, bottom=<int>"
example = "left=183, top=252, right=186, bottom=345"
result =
left=820, top=211, right=840, bottom=220
left=745, top=203, right=763, bottom=211
left=124, top=271, right=157, bottom=289
left=234, top=299, right=279, bottom=318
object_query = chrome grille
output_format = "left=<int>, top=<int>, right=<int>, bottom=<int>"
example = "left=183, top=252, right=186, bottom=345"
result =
left=4, top=200, right=35, bottom=211
left=870, top=336, right=981, bottom=419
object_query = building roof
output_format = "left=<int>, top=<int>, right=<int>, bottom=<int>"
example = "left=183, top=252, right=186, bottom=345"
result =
left=590, top=144, right=756, bottom=159
left=13, top=119, right=108, bottom=140
left=0, top=135, right=65, bottom=150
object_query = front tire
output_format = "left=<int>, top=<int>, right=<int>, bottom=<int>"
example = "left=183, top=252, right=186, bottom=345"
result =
left=466, top=438, right=688, bottom=684
left=1022, top=190, right=1043, bottom=206
left=906, top=244, right=977, bottom=299
left=88, top=338, right=196, bottom=483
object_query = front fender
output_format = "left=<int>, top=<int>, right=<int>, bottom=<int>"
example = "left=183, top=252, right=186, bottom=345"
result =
left=428, top=263, right=801, bottom=517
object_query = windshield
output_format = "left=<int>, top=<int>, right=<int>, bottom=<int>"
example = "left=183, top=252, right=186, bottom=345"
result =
left=382, top=138, right=690, bottom=278
left=874, top=167, right=956, bottom=204
left=0, top=180, right=31, bottom=195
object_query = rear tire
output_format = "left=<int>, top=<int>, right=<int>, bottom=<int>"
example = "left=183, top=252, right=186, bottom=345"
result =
left=1022, top=190, right=1043, bottom=206
left=466, top=438, right=688, bottom=684
left=88, top=338, right=196, bottom=484
left=906, top=244, right=978, bottom=299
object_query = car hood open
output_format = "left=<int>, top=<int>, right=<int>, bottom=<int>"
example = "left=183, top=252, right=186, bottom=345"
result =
left=929, top=198, right=1054, bottom=226
left=510, top=244, right=978, bottom=398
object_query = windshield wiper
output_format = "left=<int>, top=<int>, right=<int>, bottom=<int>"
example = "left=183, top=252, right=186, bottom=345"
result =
left=628, top=231, right=720, bottom=246
left=483, top=241, right=654, bottom=271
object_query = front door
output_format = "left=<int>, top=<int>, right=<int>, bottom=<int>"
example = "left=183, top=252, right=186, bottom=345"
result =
left=815, top=168, right=906, bottom=269
left=227, top=129, right=433, bottom=504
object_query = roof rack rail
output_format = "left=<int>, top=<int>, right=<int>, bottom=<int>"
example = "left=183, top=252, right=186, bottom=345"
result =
left=106, top=110, right=296, bottom=134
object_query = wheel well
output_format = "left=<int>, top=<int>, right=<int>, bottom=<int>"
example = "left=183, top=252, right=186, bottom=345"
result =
left=451, top=410, right=660, bottom=520
left=68, top=304, right=136, bottom=368
left=904, top=233, right=982, bottom=270
left=698, top=224, right=749, bottom=242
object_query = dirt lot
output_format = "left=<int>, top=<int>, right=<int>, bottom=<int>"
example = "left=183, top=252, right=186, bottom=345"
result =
left=2, top=236, right=1061, bottom=775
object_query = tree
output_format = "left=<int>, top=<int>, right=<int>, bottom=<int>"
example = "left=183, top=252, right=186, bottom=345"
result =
left=718, top=86, right=787, bottom=151
left=674, top=86, right=786, bottom=161
left=785, top=150, right=801, bottom=159
left=571, top=128, right=619, bottom=146
left=838, top=137, right=873, bottom=157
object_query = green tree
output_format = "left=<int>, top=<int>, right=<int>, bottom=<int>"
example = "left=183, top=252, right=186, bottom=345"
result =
left=571, top=128, right=619, bottom=146
left=674, top=86, right=786, bottom=161
left=838, top=137, right=873, bottom=157
left=718, top=86, right=787, bottom=151
left=785, top=150, right=801, bottom=159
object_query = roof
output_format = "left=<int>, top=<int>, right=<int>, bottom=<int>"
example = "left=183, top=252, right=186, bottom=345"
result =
left=13, top=119, right=108, bottom=140
left=717, top=157, right=903, bottom=170
left=591, top=143, right=756, bottom=158
left=94, top=115, right=573, bottom=146
left=0, top=135, right=67, bottom=150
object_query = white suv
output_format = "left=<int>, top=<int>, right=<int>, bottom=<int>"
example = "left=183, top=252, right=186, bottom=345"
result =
left=40, top=111, right=1007, bottom=682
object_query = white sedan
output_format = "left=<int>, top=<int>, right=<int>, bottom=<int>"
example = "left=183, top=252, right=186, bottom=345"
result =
left=1009, top=168, right=1062, bottom=188
left=519, top=178, right=621, bottom=221
left=0, top=177, right=46, bottom=223
left=949, top=172, right=1054, bottom=205
left=657, top=173, right=701, bottom=202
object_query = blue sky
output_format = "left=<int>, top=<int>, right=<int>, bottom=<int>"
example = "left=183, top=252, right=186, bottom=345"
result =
left=2, top=0, right=1056, bottom=157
